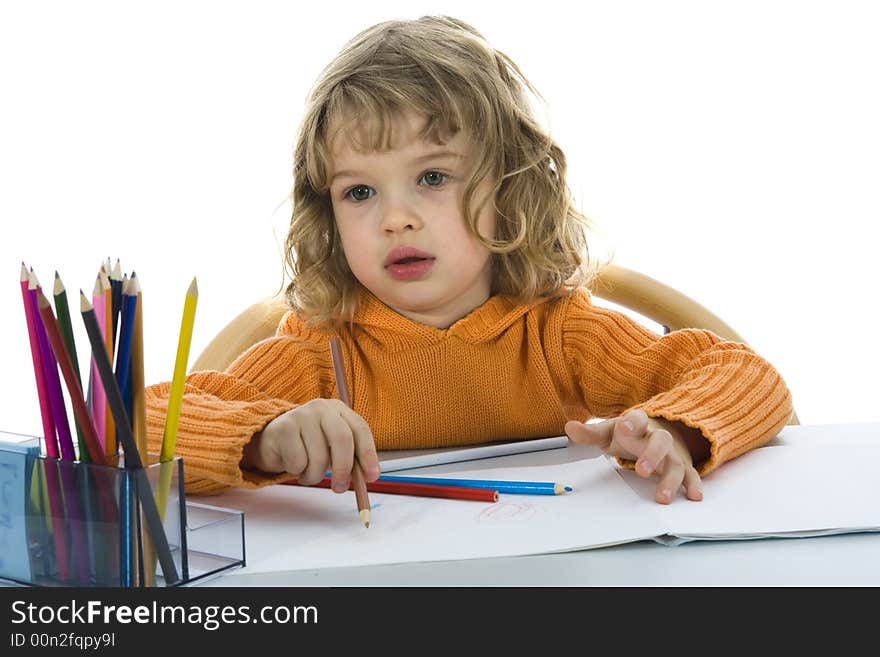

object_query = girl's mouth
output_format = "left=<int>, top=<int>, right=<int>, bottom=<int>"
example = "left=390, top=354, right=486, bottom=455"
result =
left=385, top=257, right=435, bottom=281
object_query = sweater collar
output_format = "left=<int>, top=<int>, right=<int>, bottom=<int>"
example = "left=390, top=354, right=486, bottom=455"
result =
left=351, top=288, right=543, bottom=347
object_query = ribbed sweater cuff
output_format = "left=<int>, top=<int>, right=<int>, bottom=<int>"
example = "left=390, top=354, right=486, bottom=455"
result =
left=146, top=390, right=298, bottom=494
left=617, top=354, right=793, bottom=476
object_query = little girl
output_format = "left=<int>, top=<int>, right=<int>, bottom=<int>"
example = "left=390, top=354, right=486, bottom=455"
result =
left=145, top=16, right=792, bottom=504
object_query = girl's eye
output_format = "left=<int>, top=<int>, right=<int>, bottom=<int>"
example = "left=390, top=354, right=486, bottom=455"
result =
left=342, top=172, right=450, bottom=202
left=345, top=185, right=374, bottom=202
left=420, top=171, right=449, bottom=187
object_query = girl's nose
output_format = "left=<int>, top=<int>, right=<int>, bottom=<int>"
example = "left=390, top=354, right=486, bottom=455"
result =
left=380, top=197, right=424, bottom=233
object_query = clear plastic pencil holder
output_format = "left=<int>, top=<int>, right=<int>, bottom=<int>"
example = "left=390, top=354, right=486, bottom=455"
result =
left=0, top=441, right=188, bottom=587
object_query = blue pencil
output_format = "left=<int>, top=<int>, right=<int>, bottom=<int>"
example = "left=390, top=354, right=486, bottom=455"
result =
left=115, top=282, right=138, bottom=418
left=377, top=475, right=572, bottom=495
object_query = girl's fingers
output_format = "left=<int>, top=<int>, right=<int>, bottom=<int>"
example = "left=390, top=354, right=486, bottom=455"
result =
left=635, top=426, right=674, bottom=478
left=683, top=466, right=704, bottom=501
left=320, top=410, right=355, bottom=492
left=566, top=410, right=651, bottom=459
left=298, top=414, right=331, bottom=486
left=655, top=460, right=686, bottom=505
left=341, top=407, right=380, bottom=481
left=274, top=423, right=308, bottom=476
left=564, top=419, right=614, bottom=451
left=609, top=410, right=652, bottom=459
left=567, top=410, right=705, bottom=505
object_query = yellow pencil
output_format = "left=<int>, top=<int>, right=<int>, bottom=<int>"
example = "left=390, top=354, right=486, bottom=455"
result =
left=151, top=277, right=197, bottom=581
left=160, top=277, right=198, bottom=462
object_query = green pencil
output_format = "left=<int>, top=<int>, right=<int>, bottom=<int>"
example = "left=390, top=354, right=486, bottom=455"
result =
left=53, top=272, right=89, bottom=462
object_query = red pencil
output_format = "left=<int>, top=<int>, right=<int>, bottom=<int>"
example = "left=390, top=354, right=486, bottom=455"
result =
left=36, top=291, right=107, bottom=465
left=19, top=264, right=55, bottom=452
left=284, top=477, right=499, bottom=503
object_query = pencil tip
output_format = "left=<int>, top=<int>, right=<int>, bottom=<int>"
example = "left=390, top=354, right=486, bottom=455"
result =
left=359, top=509, right=371, bottom=528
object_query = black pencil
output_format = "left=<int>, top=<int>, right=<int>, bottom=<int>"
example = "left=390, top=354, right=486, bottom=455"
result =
left=80, top=291, right=180, bottom=585
left=110, top=258, right=123, bottom=346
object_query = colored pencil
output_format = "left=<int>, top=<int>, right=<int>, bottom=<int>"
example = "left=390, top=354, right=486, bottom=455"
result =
left=89, top=275, right=107, bottom=454
left=129, top=273, right=147, bottom=462
left=328, top=337, right=371, bottom=527
left=34, top=272, right=85, bottom=581
left=115, top=278, right=137, bottom=422
left=109, top=259, right=122, bottom=345
left=129, top=273, right=153, bottom=586
left=30, top=272, right=75, bottom=461
left=376, top=475, right=572, bottom=495
left=159, top=277, right=198, bottom=462
left=36, top=291, right=107, bottom=466
left=152, top=277, right=198, bottom=581
left=55, top=454, right=92, bottom=583
left=19, top=265, right=68, bottom=580
left=53, top=272, right=89, bottom=462
left=39, top=289, right=121, bottom=583
left=115, top=277, right=138, bottom=586
left=80, top=291, right=180, bottom=585
left=378, top=435, right=570, bottom=473
left=19, top=264, right=55, bottom=453
left=100, top=268, right=115, bottom=459
left=285, top=477, right=499, bottom=502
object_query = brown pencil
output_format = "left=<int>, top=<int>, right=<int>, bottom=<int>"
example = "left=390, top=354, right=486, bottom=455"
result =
left=328, top=337, right=371, bottom=528
left=128, top=274, right=148, bottom=462
left=36, top=291, right=107, bottom=466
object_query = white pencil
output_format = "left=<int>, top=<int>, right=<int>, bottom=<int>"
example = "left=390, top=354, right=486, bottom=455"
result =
left=378, top=435, right=570, bottom=473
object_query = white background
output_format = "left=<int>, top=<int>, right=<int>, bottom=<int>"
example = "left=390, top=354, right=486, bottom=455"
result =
left=1, top=0, right=877, bottom=435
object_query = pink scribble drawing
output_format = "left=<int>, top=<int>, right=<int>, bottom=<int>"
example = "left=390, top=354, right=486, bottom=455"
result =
left=477, top=500, right=538, bottom=522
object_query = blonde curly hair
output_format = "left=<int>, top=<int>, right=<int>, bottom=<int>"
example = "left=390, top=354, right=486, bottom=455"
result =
left=285, top=15, right=596, bottom=325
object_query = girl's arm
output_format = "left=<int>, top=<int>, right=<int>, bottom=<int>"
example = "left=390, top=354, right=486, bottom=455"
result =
left=145, top=335, right=327, bottom=494
left=562, top=289, right=793, bottom=475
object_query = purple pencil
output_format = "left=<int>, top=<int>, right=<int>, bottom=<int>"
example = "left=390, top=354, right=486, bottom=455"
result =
left=29, top=270, right=75, bottom=461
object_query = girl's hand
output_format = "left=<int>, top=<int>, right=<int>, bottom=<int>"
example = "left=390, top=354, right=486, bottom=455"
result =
left=564, top=409, right=705, bottom=504
left=241, top=398, right=381, bottom=492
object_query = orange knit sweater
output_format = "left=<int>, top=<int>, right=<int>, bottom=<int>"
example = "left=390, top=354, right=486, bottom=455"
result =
left=145, top=288, right=793, bottom=495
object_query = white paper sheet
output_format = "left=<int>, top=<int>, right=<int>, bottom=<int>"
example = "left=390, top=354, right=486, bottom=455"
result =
left=619, top=443, right=880, bottom=540
left=213, top=456, right=665, bottom=574
left=206, top=426, right=880, bottom=575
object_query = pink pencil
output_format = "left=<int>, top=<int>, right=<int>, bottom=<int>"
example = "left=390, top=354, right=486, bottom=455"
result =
left=19, top=264, right=56, bottom=454
left=20, top=264, right=70, bottom=580
left=90, top=275, right=107, bottom=453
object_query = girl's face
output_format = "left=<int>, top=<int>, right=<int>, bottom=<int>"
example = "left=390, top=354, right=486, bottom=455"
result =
left=329, top=110, right=497, bottom=329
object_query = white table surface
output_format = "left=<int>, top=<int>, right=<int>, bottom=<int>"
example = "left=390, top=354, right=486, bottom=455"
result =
left=203, top=421, right=880, bottom=587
